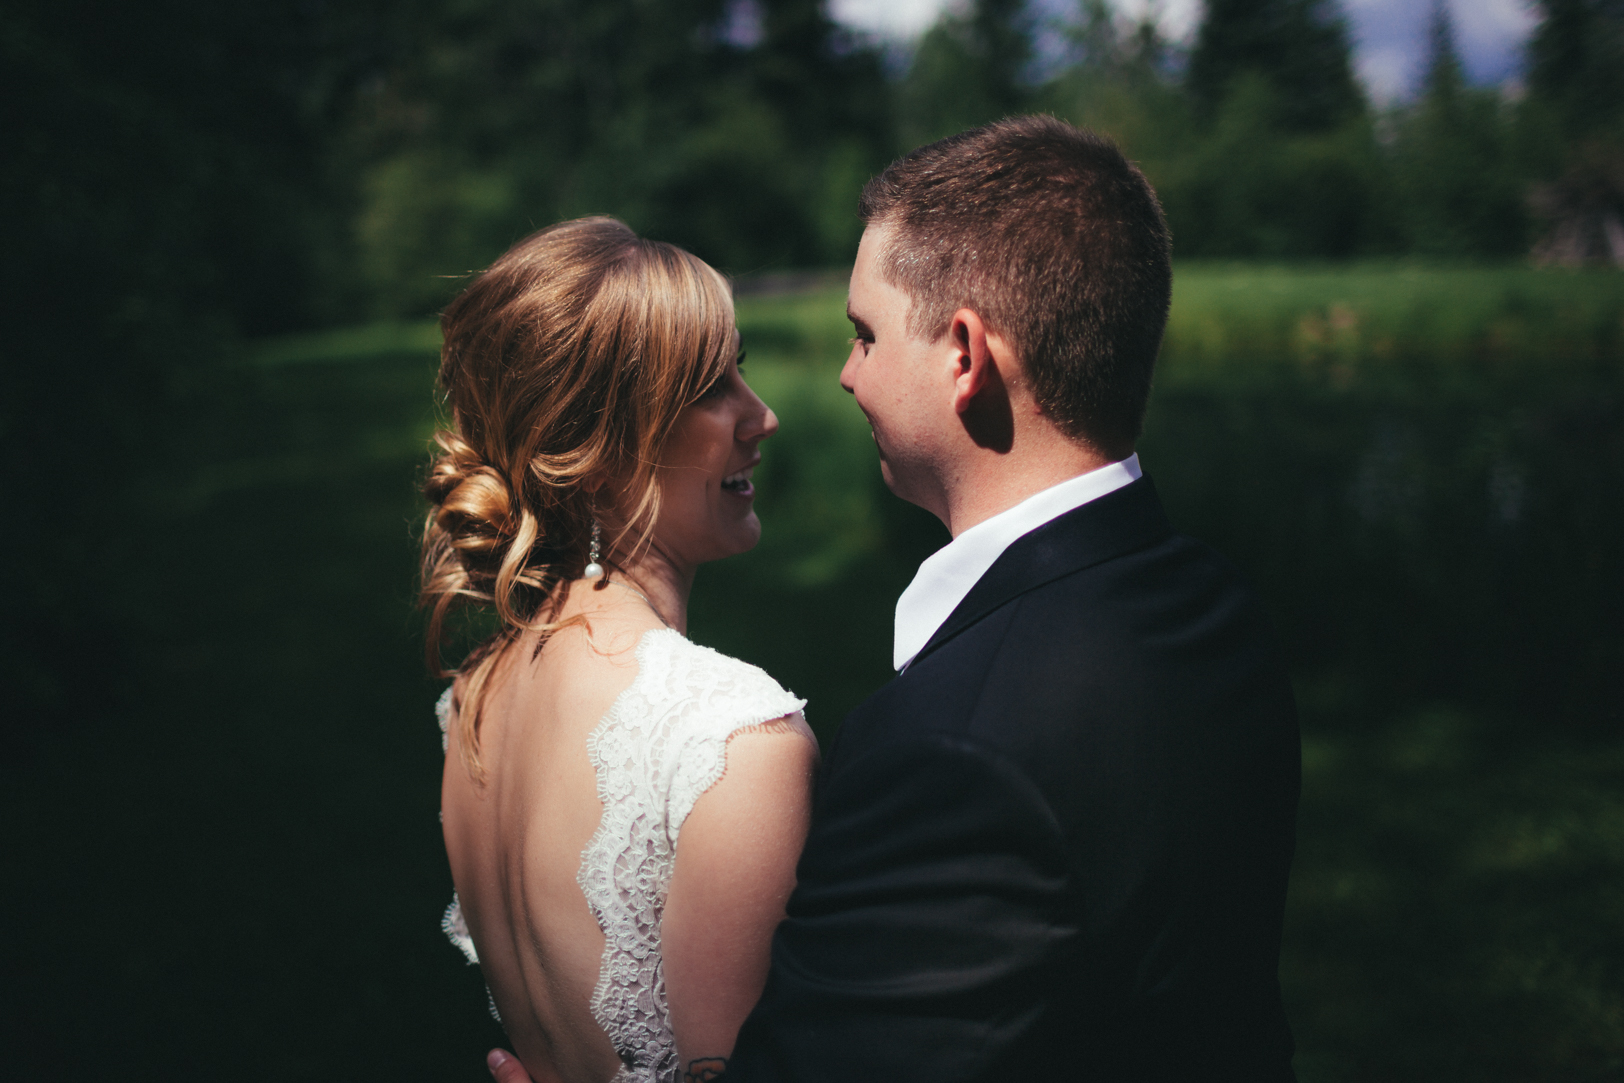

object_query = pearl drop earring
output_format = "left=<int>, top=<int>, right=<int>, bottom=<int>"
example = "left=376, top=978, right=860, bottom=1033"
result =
left=583, top=522, right=604, bottom=581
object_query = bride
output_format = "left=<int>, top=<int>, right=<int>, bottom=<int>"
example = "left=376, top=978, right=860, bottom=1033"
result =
left=419, top=217, right=817, bottom=1083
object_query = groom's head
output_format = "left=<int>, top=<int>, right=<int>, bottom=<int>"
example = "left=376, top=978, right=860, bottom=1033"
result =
left=851, top=116, right=1171, bottom=465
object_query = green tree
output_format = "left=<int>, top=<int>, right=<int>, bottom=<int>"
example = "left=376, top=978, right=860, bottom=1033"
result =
left=1167, top=74, right=1384, bottom=256
left=1527, top=0, right=1624, bottom=141
left=1042, top=1, right=1195, bottom=206
left=1390, top=1, right=1526, bottom=256
left=646, top=0, right=896, bottom=269
left=897, top=0, right=1036, bottom=146
left=1169, top=0, right=1383, bottom=255
left=348, top=0, right=893, bottom=315
left=1520, top=0, right=1624, bottom=264
left=1187, top=0, right=1365, bottom=133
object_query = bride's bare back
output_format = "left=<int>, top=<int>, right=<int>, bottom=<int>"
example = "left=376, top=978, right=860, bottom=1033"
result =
left=440, top=595, right=815, bottom=1083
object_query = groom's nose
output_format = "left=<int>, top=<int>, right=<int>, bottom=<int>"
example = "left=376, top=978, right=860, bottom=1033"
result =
left=839, top=343, right=861, bottom=394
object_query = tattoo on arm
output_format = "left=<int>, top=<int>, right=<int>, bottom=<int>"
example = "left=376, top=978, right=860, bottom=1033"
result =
left=683, top=1057, right=729, bottom=1082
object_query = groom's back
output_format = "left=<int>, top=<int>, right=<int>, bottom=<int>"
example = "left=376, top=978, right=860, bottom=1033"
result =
left=733, top=479, right=1299, bottom=1082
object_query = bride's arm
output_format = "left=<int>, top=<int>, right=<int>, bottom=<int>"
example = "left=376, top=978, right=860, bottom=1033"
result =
left=661, top=716, right=818, bottom=1082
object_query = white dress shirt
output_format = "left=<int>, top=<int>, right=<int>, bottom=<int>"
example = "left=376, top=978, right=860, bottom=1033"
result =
left=892, top=454, right=1143, bottom=671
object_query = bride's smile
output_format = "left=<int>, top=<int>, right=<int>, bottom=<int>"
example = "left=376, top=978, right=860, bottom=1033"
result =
left=719, top=462, right=756, bottom=497
left=645, top=346, right=778, bottom=572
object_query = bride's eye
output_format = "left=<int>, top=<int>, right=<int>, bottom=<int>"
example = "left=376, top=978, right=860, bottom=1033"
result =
left=696, top=342, right=746, bottom=402
left=696, top=365, right=730, bottom=401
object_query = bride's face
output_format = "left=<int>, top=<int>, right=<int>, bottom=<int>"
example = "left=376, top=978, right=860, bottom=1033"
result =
left=648, top=336, right=778, bottom=569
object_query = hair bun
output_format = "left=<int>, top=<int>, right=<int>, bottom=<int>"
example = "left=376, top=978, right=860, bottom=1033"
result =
left=425, top=432, right=519, bottom=559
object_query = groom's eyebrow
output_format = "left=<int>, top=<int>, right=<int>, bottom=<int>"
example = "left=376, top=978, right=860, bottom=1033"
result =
left=846, top=302, right=871, bottom=335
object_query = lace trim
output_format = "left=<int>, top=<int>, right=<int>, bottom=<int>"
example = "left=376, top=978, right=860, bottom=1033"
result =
left=443, top=893, right=478, bottom=964
left=577, top=628, right=805, bottom=1082
left=436, top=685, right=454, bottom=752
left=443, top=893, right=502, bottom=1023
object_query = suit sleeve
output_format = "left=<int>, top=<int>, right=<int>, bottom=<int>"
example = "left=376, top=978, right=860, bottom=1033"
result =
left=718, top=732, right=1076, bottom=1083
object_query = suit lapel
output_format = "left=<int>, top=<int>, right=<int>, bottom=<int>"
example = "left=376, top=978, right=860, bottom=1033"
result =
left=909, top=476, right=1174, bottom=668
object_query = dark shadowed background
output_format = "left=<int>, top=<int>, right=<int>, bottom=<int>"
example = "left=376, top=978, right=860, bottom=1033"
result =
left=2, top=1, right=1621, bottom=1080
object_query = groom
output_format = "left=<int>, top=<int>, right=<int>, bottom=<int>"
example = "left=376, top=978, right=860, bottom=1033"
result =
left=506, top=116, right=1301, bottom=1082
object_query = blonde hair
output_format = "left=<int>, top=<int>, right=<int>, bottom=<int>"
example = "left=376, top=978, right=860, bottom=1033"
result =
left=419, top=217, right=736, bottom=776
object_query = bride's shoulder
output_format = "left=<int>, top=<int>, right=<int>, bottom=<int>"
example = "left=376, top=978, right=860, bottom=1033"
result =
left=646, top=633, right=815, bottom=839
left=642, top=631, right=806, bottom=722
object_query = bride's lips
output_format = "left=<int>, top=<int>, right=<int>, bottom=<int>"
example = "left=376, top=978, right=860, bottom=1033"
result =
left=720, top=463, right=757, bottom=499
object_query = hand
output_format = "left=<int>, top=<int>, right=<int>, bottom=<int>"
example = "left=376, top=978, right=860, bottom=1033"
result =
left=486, top=1049, right=534, bottom=1083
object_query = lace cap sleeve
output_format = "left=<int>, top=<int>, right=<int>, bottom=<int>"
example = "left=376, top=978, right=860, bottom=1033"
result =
left=655, top=637, right=808, bottom=840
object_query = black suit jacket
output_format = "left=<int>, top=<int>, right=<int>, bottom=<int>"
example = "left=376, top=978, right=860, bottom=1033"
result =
left=722, top=476, right=1300, bottom=1082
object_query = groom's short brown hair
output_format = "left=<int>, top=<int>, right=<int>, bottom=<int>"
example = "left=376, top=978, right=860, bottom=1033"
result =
left=858, top=115, right=1172, bottom=460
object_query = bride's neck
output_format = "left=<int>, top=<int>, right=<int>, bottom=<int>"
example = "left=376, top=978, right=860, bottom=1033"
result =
left=609, top=545, right=693, bottom=635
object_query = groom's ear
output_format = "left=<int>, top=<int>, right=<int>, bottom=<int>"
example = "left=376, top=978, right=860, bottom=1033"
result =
left=947, top=308, right=1017, bottom=414
left=948, top=308, right=986, bottom=414
left=948, top=308, right=1015, bottom=453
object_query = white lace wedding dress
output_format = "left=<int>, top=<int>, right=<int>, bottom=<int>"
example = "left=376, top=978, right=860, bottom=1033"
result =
left=438, top=628, right=806, bottom=1083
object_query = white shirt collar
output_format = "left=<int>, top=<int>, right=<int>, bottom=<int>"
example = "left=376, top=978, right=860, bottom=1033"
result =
left=892, top=453, right=1142, bottom=671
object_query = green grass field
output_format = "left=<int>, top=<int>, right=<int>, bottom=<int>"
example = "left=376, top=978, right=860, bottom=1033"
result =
left=4, top=264, right=1619, bottom=1080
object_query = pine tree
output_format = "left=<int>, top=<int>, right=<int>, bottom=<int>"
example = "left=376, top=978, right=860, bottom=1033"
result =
left=1166, top=0, right=1378, bottom=255
left=1186, top=0, right=1364, bottom=132
left=1421, top=0, right=1465, bottom=104
left=898, top=0, right=1035, bottom=146
left=1392, top=0, right=1525, bottom=255
left=1527, top=0, right=1624, bottom=140
left=1523, top=0, right=1624, bottom=263
left=1041, top=0, right=1190, bottom=183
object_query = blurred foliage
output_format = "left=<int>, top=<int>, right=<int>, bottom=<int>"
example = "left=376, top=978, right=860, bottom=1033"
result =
left=1285, top=705, right=1624, bottom=1081
left=0, top=342, right=489, bottom=1078
left=344, top=0, right=894, bottom=316
left=1521, top=0, right=1624, bottom=264
left=1388, top=5, right=1528, bottom=257
left=1528, top=0, right=1624, bottom=143
left=896, top=0, right=1034, bottom=145
left=1186, top=0, right=1366, bottom=134
left=1151, top=264, right=1624, bottom=725
left=0, top=0, right=351, bottom=762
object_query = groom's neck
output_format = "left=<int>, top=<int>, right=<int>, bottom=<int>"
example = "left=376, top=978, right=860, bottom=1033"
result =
left=935, top=428, right=1115, bottom=538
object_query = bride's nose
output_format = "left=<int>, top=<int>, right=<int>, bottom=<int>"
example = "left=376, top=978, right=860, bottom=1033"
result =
left=739, top=389, right=779, bottom=444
